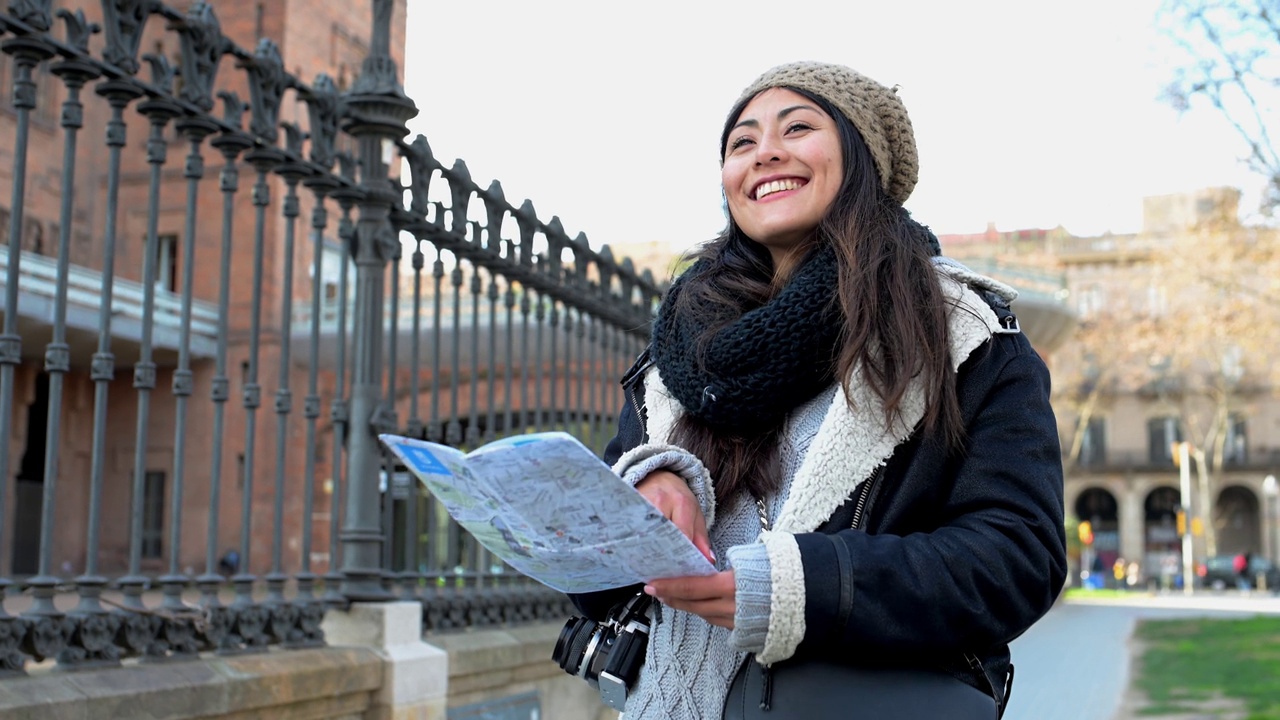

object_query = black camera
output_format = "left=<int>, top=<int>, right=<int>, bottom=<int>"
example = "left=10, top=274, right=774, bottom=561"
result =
left=552, top=593, right=652, bottom=711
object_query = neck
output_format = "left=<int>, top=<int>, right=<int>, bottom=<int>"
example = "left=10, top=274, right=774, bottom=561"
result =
left=769, top=242, right=815, bottom=288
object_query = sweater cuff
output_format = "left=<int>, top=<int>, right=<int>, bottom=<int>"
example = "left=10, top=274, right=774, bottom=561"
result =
left=612, top=443, right=716, bottom=530
left=756, top=530, right=806, bottom=665
left=727, top=541, right=772, bottom=654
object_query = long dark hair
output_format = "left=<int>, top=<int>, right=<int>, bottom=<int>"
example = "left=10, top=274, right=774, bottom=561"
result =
left=668, top=88, right=963, bottom=505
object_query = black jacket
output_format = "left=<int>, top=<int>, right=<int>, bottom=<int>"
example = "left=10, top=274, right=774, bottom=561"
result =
left=571, top=302, right=1066, bottom=713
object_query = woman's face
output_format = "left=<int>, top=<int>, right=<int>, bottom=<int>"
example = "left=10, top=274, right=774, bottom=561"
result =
left=722, top=88, right=843, bottom=265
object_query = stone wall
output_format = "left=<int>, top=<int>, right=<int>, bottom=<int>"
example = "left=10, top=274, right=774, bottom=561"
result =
left=0, top=612, right=619, bottom=720
left=0, top=646, right=382, bottom=720
left=429, top=622, right=618, bottom=720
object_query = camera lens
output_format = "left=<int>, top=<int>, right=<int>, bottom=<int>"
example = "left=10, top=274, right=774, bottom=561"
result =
left=553, top=617, right=596, bottom=675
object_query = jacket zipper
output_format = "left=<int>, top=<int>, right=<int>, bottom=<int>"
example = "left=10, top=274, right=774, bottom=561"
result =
left=966, top=653, right=1002, bottom=718
left=629, top=385, right=645, bottom=436
left=758, top=467, right=883, bottom=712
left=851, top=468, right=998, bottom=714
left=849, top=466, right=884, bottom=530
left=759, top=662, right=773, bottom=710
left=621, top=350, right=652, bottom=439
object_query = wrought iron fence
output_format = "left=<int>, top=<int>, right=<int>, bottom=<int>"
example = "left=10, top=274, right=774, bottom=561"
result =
left=0, top=0, right=661, bottom=674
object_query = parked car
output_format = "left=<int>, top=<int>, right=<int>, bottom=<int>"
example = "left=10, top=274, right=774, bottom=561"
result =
left=1198, top=554, right=1280, bottom=591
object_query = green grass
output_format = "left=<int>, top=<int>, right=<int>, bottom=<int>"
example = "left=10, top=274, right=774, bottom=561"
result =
left=1132, top=616, right=1280, bottom=719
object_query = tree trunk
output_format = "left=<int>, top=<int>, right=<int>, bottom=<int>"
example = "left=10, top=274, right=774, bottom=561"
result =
left=1065, top=384, right=1102, bottom=473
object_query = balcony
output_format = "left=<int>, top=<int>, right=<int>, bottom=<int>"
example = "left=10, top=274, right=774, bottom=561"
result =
left=1071, top=448, right=1280, bottom=475
left=1047, top=233, right=1170, bottom=263
left=0, top=244, right=220, bottom=365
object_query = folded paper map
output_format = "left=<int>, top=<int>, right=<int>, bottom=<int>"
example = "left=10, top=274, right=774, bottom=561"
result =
left=379, top=431, right=717, bottom=593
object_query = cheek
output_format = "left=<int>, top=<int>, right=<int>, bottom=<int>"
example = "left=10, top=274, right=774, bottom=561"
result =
left=820, top=157, right=843, bottom=203
left=721, top=168, right=747, bottom=214
left=720, top=165, right=739, bottom=197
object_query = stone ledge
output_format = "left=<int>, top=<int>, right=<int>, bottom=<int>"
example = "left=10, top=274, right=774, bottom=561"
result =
left=427, top=622, right=560, bottom=682
left=0, top=646, right=382, bottom=720
left=429, top=623, right=613, bottom=720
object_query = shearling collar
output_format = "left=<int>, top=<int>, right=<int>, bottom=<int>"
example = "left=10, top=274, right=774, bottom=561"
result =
left=642, top=262, right=1011, bottom=534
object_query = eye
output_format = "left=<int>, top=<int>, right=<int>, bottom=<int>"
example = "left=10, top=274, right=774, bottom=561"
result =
left=785, top=121, right=813, bottom=134
left=728, top=135, right=755, bottom=152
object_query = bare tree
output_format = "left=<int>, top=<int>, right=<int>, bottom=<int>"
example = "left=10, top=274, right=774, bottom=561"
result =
left=1052, top=199, right=1280, bottom=558
left=1160, top=0, right=1280, bottom=210
left=1146, top=208, right=1280, bottom=554
left=1052, top=310, right=1160, bottom=473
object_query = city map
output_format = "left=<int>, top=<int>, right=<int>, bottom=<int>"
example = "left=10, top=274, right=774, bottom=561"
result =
left=379, top=432, right=717, bottom=593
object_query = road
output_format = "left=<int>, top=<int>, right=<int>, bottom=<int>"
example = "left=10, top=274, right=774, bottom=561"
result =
left=1003, top=592, right=1280, bottom=720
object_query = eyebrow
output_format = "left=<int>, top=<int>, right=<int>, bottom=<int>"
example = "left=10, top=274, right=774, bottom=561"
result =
left=731, top=104, right=821, bottom=132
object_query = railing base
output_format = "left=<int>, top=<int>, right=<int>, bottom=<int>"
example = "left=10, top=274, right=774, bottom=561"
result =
left=321, top=601, right=447, bottom=717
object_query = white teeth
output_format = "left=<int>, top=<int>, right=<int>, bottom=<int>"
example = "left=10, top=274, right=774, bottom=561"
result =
left=754, top=178, right=803, bottom=200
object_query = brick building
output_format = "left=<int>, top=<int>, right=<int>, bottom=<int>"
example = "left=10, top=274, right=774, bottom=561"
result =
left=0, top=0, right=407, bottom=578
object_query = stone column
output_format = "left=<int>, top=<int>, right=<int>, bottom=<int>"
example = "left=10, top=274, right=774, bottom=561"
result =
left=1120, top=480, right=1146, bottom=568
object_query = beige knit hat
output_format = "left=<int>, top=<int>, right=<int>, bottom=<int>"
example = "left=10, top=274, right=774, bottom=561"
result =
left=727, top=61, right=918, bottom=205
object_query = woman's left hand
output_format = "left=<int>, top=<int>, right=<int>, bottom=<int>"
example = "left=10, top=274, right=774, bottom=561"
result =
left=644, top=570, right=737, bottom=629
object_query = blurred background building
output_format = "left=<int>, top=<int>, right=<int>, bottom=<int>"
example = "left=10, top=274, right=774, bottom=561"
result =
left=943, top=187, right=1280, bottom=588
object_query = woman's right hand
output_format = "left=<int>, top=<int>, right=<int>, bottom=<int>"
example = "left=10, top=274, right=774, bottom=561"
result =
left=635, top=470, right=714, bottom=564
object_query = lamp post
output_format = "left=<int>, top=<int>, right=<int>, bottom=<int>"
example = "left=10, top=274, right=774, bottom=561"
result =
left=1178, top=442, right=1194, bottom=594
left=1264, top=475, right=1278, bottom=565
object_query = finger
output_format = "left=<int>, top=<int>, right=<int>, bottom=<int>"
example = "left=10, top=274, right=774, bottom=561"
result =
left=688, top=508, right=714, bottom=563
left=647, top=571, right=734, bottom=601
left=669, top=498, right=711, bottom=558
left=636, top=472, right=713, bottom=562
left=656, top=597, right=736, bottom=629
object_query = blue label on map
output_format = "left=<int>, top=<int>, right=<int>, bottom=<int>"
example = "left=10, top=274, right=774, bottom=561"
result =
left=399, top=445, right=453, bottom=476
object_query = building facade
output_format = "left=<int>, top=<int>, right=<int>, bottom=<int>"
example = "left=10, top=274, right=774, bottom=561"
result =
left=942, top=188, right=1280, bottom=587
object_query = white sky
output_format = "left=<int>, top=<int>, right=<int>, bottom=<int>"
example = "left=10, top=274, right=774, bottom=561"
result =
left=402, top=0, right=1264, bottom=256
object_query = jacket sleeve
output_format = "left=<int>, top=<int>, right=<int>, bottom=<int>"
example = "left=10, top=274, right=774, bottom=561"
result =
left=793, top=336, right=1066, bottom=658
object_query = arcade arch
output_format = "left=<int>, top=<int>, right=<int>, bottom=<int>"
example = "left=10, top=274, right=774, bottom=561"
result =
left=1076, top=487, right=1119, bottom=577
left=1143, top=486, right=1180, bottom=581
left=1215, top=485, right=1261, bottom=557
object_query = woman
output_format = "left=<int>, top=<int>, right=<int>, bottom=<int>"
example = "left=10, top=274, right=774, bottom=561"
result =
left=570, top=61, right=1066, bottom=719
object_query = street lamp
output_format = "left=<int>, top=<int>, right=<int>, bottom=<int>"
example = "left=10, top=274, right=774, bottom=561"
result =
left=1264, top=475, right=1278, bottom=564
left=1176, top=442, right=1193, bottom=594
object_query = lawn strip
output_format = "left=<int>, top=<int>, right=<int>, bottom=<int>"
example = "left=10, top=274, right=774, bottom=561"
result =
left=1132, top=615, right=1280, bottom=719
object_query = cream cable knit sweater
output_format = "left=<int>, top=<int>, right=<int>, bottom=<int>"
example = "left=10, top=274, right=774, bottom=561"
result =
left=614, top=389, right=834, bottom=720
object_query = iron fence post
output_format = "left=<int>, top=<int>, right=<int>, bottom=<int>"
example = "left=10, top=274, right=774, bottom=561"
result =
left=339, top=0, right=417, bottom=601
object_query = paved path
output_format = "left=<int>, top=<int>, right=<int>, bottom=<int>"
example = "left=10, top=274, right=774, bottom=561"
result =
left=1004, top=593, right=1280, bottom=720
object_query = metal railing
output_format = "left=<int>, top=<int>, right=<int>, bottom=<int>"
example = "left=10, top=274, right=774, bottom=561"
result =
left=0, top=0, right=662, bottom=674
left=1071, top=448, right=1280, bottom=474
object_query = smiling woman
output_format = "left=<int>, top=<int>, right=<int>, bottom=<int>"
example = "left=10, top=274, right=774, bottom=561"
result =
left=563, top=62, right=1067, bottom=720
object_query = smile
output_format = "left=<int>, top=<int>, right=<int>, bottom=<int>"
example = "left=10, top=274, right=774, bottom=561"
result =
left=753, top=178, right=806, bottom=201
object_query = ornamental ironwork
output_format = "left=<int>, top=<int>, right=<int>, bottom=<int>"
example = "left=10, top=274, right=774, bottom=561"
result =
left=0, top=0, right=663, bottom=679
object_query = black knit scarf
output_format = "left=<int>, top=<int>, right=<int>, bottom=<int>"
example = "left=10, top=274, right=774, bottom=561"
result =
left=651, top=244, right=843, bottom=435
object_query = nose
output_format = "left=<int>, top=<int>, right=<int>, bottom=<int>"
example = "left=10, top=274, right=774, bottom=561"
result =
left=754, top=131, right=788, bottom=165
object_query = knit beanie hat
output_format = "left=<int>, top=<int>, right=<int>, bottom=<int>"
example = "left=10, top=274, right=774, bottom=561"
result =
left=726, top=61, right=918, bottom=205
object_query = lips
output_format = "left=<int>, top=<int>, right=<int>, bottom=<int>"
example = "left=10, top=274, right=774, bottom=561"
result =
left=753, top=177, right=806, bottom=200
